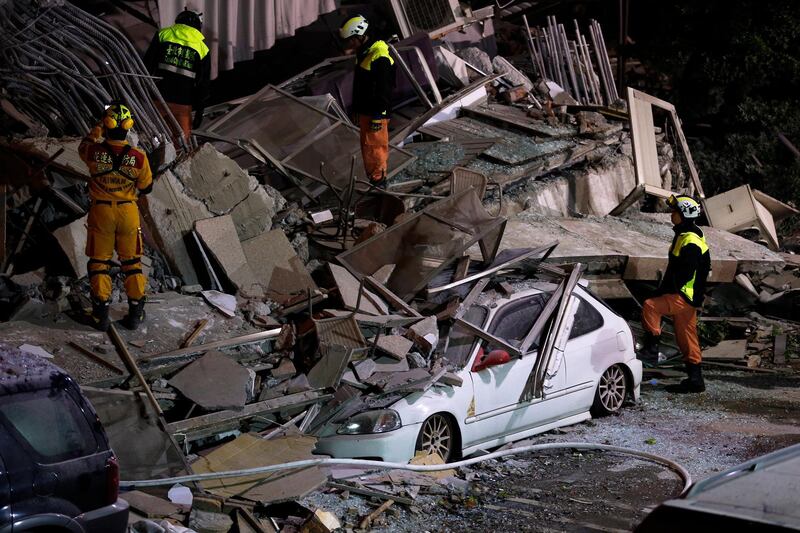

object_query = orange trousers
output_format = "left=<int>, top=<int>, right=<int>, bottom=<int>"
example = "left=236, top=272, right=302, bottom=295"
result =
left=642, top=293, right=702, bottom=364
left=359, top=115, right=389, bottom=182
left=156, top=101, right=192, bottom=143
left=86, top=201, right=146, bottom=302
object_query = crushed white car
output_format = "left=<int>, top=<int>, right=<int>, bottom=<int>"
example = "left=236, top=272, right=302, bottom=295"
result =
left=314, top=279, right=642, bottom=463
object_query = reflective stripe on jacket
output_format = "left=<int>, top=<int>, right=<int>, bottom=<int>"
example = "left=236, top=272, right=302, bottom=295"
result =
left=669, top=231, right=710, bottom=304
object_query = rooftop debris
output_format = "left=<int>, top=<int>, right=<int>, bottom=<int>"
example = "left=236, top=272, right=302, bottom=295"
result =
left=1, top=3, right=799, bottom=532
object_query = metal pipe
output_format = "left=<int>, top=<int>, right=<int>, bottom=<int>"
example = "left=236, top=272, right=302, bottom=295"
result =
left=388, top=43, right=433, bottom=109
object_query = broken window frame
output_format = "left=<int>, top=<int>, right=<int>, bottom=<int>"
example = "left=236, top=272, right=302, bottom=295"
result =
left=337, top=189, right=508, bottom=301
left=204, top=84, right=416, bottom=194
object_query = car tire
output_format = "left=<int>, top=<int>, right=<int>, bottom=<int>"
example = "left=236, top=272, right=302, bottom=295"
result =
left=591, top=364, right=627, bottom=416
left=415, top=413, right=456, bottom=462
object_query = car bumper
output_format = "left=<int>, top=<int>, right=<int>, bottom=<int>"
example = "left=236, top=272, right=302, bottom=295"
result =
left=74, top=498, right=129, bottom=533
left=628, top=357, right=643, bottom=401
left=315, top=422, right=422, bottom=464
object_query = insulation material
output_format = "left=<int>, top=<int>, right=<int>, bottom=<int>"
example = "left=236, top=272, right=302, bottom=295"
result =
left=158, top=0, right=337, bottom=79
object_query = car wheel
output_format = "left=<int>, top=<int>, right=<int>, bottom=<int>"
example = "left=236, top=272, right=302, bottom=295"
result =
left=591, top=364, right=627, bottom=416
left=416, top=413, right=455, bottom=462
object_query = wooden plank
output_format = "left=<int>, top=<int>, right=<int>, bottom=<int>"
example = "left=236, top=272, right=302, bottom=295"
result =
left=702, top=339, right=748, bottom=361
left=627, top=87, right=661, bottom=189
left=628, top=88, right=676, bottom=111
left=327, top=482, right=414, bottom=506
left=67, top=341, right=125, bottom=375
left=108, top=325, right=163, bottom=416
left=669, top=109, right=705, bottom=199
left=167, top=390, right=332, bottom=436
left=140, top=328, right=282, bottom=364
left=701, top=361, right=780, bottom=374
left=181, top=319, right=209, bottom=348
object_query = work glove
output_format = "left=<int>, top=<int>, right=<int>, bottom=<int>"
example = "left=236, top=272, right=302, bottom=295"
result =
left=369, top=118, right=383, bottom=132
left=192, top=106, right=204, bottom=130
left=88, top=122, right=104, bottom=142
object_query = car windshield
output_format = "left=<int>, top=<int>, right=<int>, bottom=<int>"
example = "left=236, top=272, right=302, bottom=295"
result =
left=0, top=387, right=98, bottom=463
left=442, top=305, right=488, bottom=368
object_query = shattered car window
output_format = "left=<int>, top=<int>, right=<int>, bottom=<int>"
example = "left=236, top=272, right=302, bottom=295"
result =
left=443, top=306, right=488, bottom=367
left=0, top=388, right=98, bottom=462
left=569, top=296, right=604, bottom=339
left=488, top=294, right=547, bottom=349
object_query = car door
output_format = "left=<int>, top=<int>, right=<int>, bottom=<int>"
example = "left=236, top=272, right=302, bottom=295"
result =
left=462, top=294, right=550, bottom=448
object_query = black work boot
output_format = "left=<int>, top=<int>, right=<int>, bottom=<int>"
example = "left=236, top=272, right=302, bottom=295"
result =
left=667, top=363, right=706, bottom=393
left=637, top=331, right=661, bottom=365
left=121, top=298, right=146, bottom=331
left=90, top=298, right=111, bottom=332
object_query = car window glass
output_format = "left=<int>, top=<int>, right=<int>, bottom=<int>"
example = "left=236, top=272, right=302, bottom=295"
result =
left=569, top=295, right=604, bottom=339
left=0, top=388, right=98, bottom=463
left=442, top=305, right=487, bottom=368
left=488, top=294, right=547, bottom=349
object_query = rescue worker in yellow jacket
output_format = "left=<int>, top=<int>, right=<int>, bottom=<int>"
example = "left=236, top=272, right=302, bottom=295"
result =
left=78, top=103, right=153, bottom=331
left=144, top=8, right=210, bottom=141
left=340, top=15, right=395, bottom=187
left=639, top=195, right=711, bottom=393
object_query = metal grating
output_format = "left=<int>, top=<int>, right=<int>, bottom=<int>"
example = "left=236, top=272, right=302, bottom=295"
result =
left=400, top=0, right=457, bottom=32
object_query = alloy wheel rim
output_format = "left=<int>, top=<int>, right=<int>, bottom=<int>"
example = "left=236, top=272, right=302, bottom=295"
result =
left=421, top=415, right=451, bottom=460
left=599, top=365, right=626, bottom=411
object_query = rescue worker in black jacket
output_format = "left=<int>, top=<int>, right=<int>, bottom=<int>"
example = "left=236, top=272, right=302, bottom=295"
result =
left=340, top=15, right=395, bottom=187
left=144, top=8, right=210, bottom=141
left=639, top=195, right=711, bottom=392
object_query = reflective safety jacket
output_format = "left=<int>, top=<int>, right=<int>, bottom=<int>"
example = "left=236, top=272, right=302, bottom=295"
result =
left=352, top=38, right=395, bottom=118
left=78, top=138, right=153, bottom=202
left=660, top=221, right=711, bottom=307
left=144, top=23, right=210, bottom=107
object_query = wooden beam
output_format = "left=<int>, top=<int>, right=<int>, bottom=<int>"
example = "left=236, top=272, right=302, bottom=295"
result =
left=140, top=328, right=282, bottom=365
left=167, top=390, right=333, bottom=436
left=364, top=276, right=422, bottom=317
left=68, top=341, right=125, bottom=375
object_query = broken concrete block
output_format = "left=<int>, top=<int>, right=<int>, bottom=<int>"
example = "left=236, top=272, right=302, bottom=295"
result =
left=180, top=284, right=203, bottom=294
left=272, top=358, right=296, bottom=379
left=353, top=359, right=377, bottom=382
left=228, top=178, right=284, bottom=241
left=407, top=352, right=427, bottom=369
left=456, top=46, right=493, bottom=75
left=374, top=356, right=410, bottom=373
left=438, top=372, right=463, bottom=387
left=242, top=229, right=317, bottom=301
left=120, top=490, right=180, bottom=518
left=376, top=335, right=413, bottom=360
left=195, top=215, right=262, bottom=297
left=10, top=268, right=45, bottom=287
left=53, top=215, right=89, bottom=278
left=307, top=345, right=351, bottom=389
left=144, top=169, right=211, bottom=284
left=373, top=264, right=395, bottom=286
left=168, top=351, right=250, bottom=411
left=189, top=509, right=233, bottom=533
left=405, top=316, right=439, bottom=355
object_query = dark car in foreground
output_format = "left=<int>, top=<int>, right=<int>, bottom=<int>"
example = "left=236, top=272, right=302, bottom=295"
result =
left=0, top=345, right=128, bottom=533
left=636, top=443, right=800, bottom=532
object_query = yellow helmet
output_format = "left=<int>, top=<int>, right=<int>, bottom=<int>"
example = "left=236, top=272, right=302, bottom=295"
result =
left=103, top=103, right=134, bottom=130
left=340, top=15, right=368, bottom=39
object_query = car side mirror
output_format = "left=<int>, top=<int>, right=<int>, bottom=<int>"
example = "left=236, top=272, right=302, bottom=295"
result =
left=472, top=349, right=511, bottom=372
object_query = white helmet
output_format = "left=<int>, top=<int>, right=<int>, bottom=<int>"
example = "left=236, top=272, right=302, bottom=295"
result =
left=340, top=15, right=368, bottom=39
left=667, top=194, right=702, bottom=219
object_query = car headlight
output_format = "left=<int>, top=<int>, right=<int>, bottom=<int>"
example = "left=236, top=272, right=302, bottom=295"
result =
left=337, top=409, right=402, bottom=435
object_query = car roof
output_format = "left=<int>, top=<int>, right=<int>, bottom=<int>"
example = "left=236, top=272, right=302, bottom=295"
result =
left=0, top=344, right=68, bottom=396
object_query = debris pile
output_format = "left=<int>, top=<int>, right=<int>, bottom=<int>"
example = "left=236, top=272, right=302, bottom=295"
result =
left=1, top=2, right=798, bottom=532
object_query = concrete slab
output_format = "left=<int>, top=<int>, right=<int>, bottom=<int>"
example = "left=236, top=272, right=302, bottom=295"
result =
left=328, top=264, right=386, bottom=316
left=241, top=229, right=316, bottom=301
left=376, top=335, right=414, bottom=360
left=143, top=169, right=212, bottom=285
left=169, top=351, right=250, bottom=411
left=499, top=212, right=784, bottom=280
left=195, top=215, right=262, bottom=297
left=53, top=215, right=89, bottom=278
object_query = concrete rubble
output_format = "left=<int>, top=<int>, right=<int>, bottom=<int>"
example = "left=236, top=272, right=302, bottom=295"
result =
left=1, top=3, right=799, bottom=532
